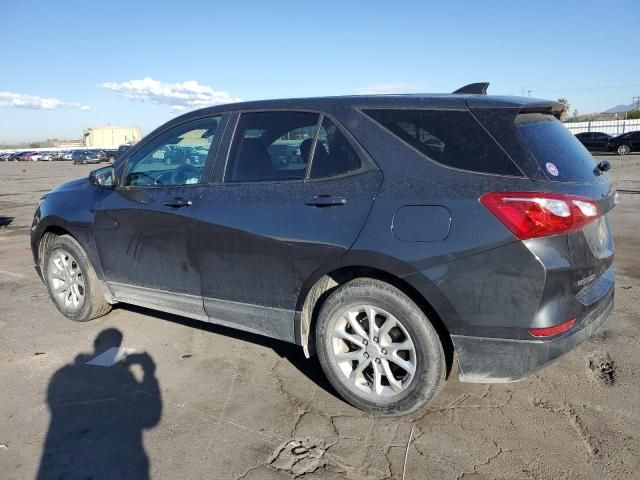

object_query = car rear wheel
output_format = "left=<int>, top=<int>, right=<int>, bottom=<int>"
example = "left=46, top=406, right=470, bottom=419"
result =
left=316, top=278, right=445, bottom=415
left=617, top=144, right=631, bottom=155
left=42, top=235, right=111, bottom=321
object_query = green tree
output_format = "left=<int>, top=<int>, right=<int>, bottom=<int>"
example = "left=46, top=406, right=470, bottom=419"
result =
left=626, top=110, right=640, bottom=120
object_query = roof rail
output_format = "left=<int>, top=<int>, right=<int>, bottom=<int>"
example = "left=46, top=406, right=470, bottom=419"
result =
left=452, top=82, right=489, bottom=95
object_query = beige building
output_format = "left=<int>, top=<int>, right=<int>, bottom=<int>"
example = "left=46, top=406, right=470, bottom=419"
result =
left=84, top=125, right=142, bottom=148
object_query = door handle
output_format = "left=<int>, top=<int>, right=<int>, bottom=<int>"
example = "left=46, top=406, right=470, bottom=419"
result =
left=164, top=198, right=193, bottom=208
left=305, top=194, right=347, bottom=207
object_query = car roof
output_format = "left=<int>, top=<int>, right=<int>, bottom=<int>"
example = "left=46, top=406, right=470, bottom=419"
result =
left=171, top=93, right=562, bottom=120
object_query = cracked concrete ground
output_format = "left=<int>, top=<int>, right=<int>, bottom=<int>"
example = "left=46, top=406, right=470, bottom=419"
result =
left=0, top=155, right=639, bottom=479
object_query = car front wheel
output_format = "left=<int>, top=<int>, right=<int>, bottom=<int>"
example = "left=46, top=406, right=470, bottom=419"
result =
left=42, top=234, right=111, bottom=321
left=316, top=278, right=445, bottom=415
left=617, top=144, right=631, bottom=155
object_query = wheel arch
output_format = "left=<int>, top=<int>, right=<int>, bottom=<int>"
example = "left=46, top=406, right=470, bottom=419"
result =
left=35, top=225, right=76, bottom=269
left=32, top=220, right=114, bottom=304
left=296, top=264, right=455, bottom=377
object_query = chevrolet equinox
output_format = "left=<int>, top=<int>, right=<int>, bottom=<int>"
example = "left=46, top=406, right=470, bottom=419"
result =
left=31, top=83, right=615, bottom=415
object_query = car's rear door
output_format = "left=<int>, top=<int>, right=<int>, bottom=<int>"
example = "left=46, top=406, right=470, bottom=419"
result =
left=93, top=114, right=227, bottom=319
left=192, top=110, right=382, bottom=341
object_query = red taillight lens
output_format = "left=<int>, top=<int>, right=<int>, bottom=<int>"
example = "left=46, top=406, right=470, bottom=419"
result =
left=529, top=318, right=576, bottom=337
left=480, top=192, right=600, bottom=240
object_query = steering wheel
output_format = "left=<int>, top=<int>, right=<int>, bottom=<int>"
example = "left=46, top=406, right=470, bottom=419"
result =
left=153, top=171, right=172, bottom=185
left=170, top=164, right=200, bottom=185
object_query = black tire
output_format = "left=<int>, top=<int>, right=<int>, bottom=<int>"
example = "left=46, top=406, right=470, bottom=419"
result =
left=316, top=278, right=446, bottom=416
left=42, top=234, right=111, bottom=322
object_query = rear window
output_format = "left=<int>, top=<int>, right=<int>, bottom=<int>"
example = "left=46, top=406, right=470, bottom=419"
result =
left=363, top=109, right=522, bottom=176
left=515, top=113, right=597, bottom=183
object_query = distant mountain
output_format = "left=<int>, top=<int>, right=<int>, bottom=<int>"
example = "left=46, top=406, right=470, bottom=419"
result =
left=604, top=103, right=636, bottom=113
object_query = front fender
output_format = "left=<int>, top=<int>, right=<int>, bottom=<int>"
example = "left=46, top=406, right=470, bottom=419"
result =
left=30, top=182, right=108, bottom=291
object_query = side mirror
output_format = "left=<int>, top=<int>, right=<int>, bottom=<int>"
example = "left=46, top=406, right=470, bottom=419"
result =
left=89, top=166, right=116, bottom=188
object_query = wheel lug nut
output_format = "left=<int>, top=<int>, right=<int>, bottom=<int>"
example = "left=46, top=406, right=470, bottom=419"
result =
left=373, top=337, right=378, bottom=343
left=363, top=352, right=369, bottom=358
left=362, top=339, right=368, bottom=345
left=375, top=358, right=381, bottom=364
left=381, top=349, right=387, bottom=355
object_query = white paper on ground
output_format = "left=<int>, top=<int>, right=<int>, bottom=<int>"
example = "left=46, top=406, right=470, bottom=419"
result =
left=86, top=346, right=136, bottom=367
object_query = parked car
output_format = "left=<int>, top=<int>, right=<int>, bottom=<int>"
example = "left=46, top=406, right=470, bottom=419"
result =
left=29, top=152, right=46, bottom=161
left=0, top=152, right=13, bottom=161
left=19, top=151, right=37, bottom=161
left=32, top=85, right=615, bottom=415
left=101, top=149, right=118, bottom=163
left=42, top=152, right=61, bottom=161
left=575, top=131, right=611, bottom=152
left=61, top=151, right=73, bottom=161
left=72, top=150, right=103, bottom=165
left=116, top=144, right=131, bottom=158
left=87, top=149, right=108, bottom=163
left=607, top=130, right=640, bottom=155
left=7, top=152, right=25, bottom=161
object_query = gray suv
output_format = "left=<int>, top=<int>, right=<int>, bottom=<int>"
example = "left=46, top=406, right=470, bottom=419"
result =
left=31, top=83, right=615, bottom=415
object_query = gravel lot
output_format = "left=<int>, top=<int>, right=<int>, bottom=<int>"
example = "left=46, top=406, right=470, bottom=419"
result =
left=0, top=156, right=639, bottom=479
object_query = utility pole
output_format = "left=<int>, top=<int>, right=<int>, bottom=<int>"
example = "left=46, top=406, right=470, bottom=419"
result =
left=633, top=96, right=640, bottom=111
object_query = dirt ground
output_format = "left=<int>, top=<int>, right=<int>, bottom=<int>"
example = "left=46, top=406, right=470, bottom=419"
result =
left=0, top=156, right=638, bottom=480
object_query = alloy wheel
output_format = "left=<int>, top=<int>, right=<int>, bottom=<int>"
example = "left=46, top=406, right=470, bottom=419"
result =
left=46, top=249, right=86, bottom=311
left=618, top=144, right=631, bottom=155
left=331, top=305, right=417, bottom=398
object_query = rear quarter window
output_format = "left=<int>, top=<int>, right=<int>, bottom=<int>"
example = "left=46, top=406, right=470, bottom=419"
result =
left=515, top=114, right=597, bottom=183
left=363, top=109, right=522, bottom=176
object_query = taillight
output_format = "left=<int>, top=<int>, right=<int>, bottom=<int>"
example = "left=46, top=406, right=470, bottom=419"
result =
left=480, top=192, right=600, bottom=240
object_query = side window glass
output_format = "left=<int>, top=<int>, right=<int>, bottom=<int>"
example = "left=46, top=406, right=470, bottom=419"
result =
left=364, top=109, right=522, bottom=176
left=123, top=116, right=221, bottom=186
left=310, top=118, right=361, bottom=179
left=225, top=111, right=319, bottom=183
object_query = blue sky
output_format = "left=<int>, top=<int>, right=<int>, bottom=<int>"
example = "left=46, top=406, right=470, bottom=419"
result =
left=1, top=0, right=639, bottom=143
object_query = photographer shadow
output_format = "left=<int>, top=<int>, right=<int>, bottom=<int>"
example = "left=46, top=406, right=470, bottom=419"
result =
left=37, top=328, right=161, bottom=480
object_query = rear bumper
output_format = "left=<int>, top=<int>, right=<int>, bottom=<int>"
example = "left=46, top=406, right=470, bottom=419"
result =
left=452, top=286, right=614, bottom=383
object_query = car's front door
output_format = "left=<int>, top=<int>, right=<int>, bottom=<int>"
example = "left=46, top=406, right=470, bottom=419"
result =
left=93, top=114, right=226, bottom=319
left=192, top=111, right=382, bottom=341
left=581, top=132, right=594, bottom=150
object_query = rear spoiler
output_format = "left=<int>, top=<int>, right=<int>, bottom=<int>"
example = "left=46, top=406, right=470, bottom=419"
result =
left=452, top=82, right=489, bottom=95
left=517, top=103, right=565, bottom=120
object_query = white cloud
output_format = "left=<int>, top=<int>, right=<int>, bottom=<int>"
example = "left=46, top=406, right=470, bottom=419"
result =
left=101, top=77, right=242, bottom=112
left=169, top=105, right=187, bottom=114
left=356, top=83, right=428, bottom=95
left=0, top=92, right=91, bottom=111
